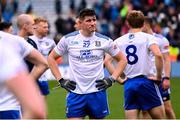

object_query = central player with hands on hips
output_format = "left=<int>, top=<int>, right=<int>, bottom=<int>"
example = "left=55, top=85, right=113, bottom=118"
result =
left=48, top=8, right=127, bottom=119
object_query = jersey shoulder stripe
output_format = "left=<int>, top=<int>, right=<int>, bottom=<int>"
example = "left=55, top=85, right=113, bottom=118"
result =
left=65, top=31, right=79, bottom=38
left=27, top=37, right=38, bottom=49
left=95, top=32, right=109, bottom=40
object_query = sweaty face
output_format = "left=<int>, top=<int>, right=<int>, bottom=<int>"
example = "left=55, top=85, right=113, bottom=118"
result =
left=35, top=22, right=49, bottom=37
left=81, top=16, right=96, bottom=33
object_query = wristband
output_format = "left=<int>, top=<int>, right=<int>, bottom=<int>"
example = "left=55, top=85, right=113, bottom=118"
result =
left=162, top=76, right=170, bottom=80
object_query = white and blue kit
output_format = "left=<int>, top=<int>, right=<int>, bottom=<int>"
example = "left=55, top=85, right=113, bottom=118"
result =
left=114, top=32, right=163, bottom=110
left=0, top=32, right=28, bottom=119
left=30, top=35, right=56, bottom=95
left=54, top=31, right=120, bottom=118
left=150, top=33, right=170, bottom=101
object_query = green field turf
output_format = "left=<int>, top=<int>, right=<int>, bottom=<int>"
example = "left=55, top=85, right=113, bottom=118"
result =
left=47, top=78, right=180, bottom=119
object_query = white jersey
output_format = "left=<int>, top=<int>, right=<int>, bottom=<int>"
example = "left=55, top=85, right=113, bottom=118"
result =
left=149, top=33, right=170, bottom=76
left=54, top=31, right=120, bottom=94
left=114, top=32, right=158, bottom=78
left=0, top=31, right=34, bottom=58
left=0, top=39, right=26, bottom=111
left=29, top=35, right=56, bottom=81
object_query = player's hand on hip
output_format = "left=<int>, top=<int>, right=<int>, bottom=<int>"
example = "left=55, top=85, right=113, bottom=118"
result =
left=59, top=78, right=76, bottom=92
left=148, top=76, right=161, bottom=85
left=95, top=76, right=115, bottom=90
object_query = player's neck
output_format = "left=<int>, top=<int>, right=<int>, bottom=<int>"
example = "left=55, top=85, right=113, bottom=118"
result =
left=148, top=29, right=154, bottom=35
left=34, top=32, right=44, bottom=39
left=80, top=30, right=94, bottom=37
left=18, top=30, right=28, bottom=40
left=130, top=28, right=142, bottom=33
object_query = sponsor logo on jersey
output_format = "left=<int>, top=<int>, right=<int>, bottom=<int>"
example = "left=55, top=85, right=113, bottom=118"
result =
left=95, top=41, right=101, bottom=47
left=76, top=49, right=99, bottom=62
left=80, top=50, right=92, bottom=58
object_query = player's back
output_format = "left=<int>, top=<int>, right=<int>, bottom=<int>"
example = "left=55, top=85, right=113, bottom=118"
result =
left=114, top=32, right=157, bottom=78
left=0, top=35, right=27, bottom=111
left=0, top=31, right=33, bottom=58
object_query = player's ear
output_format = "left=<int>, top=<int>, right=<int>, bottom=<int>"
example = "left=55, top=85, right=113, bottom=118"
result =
left=125, top=21, right=130, bottom=28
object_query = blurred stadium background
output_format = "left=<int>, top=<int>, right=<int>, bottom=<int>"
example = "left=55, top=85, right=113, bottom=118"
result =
left=1, top=0, right=180, bottom=118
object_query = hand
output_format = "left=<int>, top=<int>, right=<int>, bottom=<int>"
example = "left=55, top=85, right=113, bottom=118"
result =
left=95, top=76, right=115, bottom=90
left=59, top=78, right=76, bottom=92
left=147, top=76, right=161, bottom=85
left=162, top=77, right=170, bottom=90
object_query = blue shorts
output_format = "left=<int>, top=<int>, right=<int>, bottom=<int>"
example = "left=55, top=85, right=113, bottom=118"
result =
left=159, top=84, right=171, bottom=101
left=0, top=110, right=21, bottom=119
left=37, top=80, right=49, bottom=96
left=124, top=76, right=163, bottom=110
left=66, top=90, right=109, bottom=119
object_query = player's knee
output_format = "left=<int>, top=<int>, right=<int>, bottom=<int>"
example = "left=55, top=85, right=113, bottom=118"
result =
left=165, top=106, right=172, bottom=114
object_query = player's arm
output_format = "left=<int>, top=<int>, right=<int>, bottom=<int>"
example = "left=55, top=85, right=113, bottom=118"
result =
left=6, top=71, right=47, bottom=118
left=47, top=49, right=62, bottom=80
left=96, top=51, right=127, bottom=90
left=111, top=51, right=127, bottom=80
left=149, top=44, right=163, bottom=81
left=48, top=49, right=76, bottom=91
left=162, top=52, right=171, bottom=89
left=25, top=49, right=48, bottom=80
left=104, top=53, right=127, bottom=84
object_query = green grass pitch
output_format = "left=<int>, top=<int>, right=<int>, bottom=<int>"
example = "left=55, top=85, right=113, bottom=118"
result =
left=47, top=78, right=180, bottom=119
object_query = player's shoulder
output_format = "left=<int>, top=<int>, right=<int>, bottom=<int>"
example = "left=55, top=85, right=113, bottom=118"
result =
left=94, top=32, right=110, bottom=41
left=114, top=33, right=130, bottom=42
left=64, top=31, right=80, bottom=38
left=154, top=33, right=164, bottom=39
left=44, top=37, right=55, bottom=42
left=0, top=31, right=18, bottom=40
left=154, top=33, right=169, bottom=43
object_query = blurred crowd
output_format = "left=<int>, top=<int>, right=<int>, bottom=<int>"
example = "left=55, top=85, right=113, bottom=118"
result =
left=0, top=0, right=180, bottom=61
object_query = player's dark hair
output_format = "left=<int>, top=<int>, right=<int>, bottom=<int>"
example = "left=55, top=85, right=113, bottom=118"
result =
left=78, top=8, right=96, bottom=20
left=0, top=22, right=12, bottom=30
left=126, top=10, right=144, bottom=28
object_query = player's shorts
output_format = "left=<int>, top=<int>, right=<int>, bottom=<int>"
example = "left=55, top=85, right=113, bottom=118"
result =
left=159, top=84, right=171, bottom=101
left=66, top=90, right=109, bottom=119
left=37, top=80, right=49, bottom=96
left=124, top=75, right=163, bottom=110
left=0, top=110, right=21, bottom=119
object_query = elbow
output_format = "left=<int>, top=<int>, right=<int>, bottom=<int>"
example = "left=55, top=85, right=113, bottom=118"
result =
left=43, top=61, right=49, bottom=71
left=40, top=59, right=49, bottom=71
left=31, top=108, right=47, bottom=119
left=104, top=59, right=111, bottom=67
left=123, top=57, right=128, bottom=65
left=156, top=52, right=163, bottom=59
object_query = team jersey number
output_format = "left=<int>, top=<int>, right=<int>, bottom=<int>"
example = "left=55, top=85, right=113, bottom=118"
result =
left=125, top=45, right=138, bottom=65
left=83, top=41, right=90, bottom=48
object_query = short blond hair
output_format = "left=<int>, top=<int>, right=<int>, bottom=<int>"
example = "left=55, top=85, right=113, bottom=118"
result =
left=34, top=17, right=47, bottom=24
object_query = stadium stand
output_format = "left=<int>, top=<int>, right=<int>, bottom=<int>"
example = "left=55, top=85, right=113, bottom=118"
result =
left=1, top=0, right=179, bottom=62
